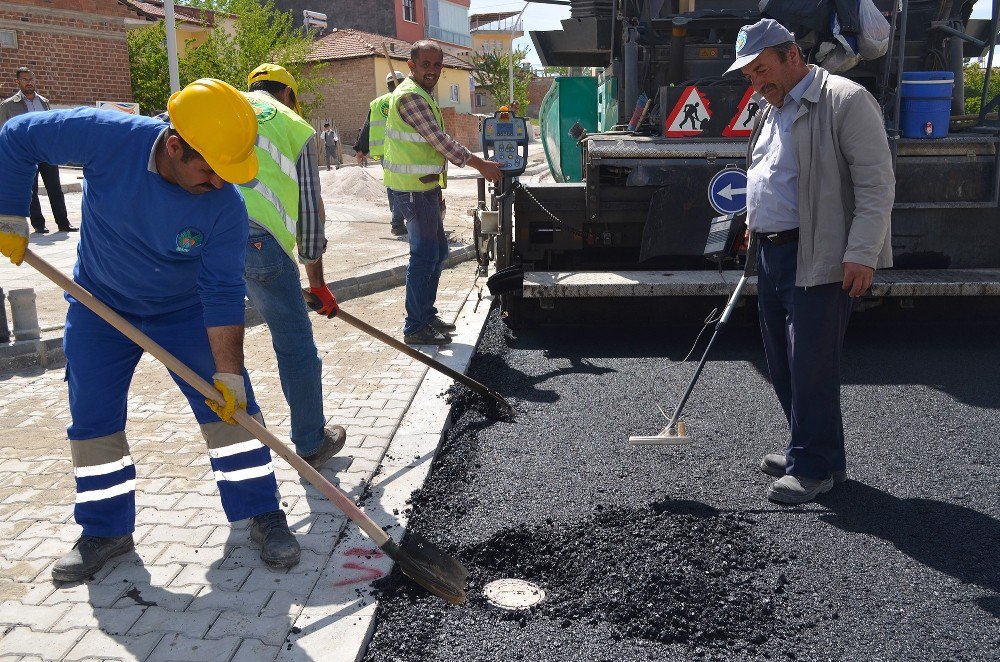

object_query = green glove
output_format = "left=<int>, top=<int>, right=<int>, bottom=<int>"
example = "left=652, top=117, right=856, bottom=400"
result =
left=0, top=215, right=29, bottom=266
left=205, top=372, right=247, bottom=425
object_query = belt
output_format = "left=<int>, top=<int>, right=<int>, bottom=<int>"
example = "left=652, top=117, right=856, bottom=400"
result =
left=756, top=228, right=799, bottom=246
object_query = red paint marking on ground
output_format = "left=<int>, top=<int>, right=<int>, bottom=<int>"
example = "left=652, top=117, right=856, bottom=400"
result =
left=333, top=562, right=385, bottom=587
left=343, top=547, right=385, bottom=559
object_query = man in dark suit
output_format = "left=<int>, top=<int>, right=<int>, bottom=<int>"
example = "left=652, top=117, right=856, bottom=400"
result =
left=0, top=67, right=77, bottom=233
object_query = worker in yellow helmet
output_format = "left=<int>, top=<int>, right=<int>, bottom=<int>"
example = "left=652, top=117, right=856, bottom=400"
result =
left=239, top=63, right=347, bottom=476
left=0, top=78, right=303, bottom=582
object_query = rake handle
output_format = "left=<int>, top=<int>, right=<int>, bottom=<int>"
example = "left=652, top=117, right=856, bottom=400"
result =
left=23, top=249, right=391, bottom=548
left=304, top=291, right=512, bottom=413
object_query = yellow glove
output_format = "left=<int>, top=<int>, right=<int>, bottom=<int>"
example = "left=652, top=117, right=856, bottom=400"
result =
left=0, top=215, right=29, bottom=266
left=205, top=372, right=247, bottom=425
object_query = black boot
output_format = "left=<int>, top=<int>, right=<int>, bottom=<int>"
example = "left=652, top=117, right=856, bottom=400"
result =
left=52, top=534, right=135, bottom=582
left=249, top=510, right=300, bottom=568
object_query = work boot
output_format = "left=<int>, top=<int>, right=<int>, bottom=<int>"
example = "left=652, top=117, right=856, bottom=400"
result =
left=760, top=453, right=847, bottom=484
left=301, top=426, right=347, bottom=469
left=391, top=225, right=407, bottom=237
left=57, top=225, right=79, bottom=232
left=428, top=314, right=457, bottom=333
left=52, top=534, right=134, bottom=582
left=403, top=325, right=452, bottom=346
left=249, top=510, right=300, bottom=569
left=767, top=475, right=835, bottom=505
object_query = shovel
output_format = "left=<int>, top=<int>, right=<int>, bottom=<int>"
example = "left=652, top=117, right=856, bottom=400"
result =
left=302, top=290, right=514, bottom=420
left=24, top=249, right=469, bottom=604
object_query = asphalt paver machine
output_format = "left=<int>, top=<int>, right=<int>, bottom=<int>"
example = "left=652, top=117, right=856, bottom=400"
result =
left=475, top=0, right=1000, bottom=325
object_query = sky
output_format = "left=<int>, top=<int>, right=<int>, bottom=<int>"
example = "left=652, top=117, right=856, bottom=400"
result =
left=468, top=0, right=570, bottom=67
left=470, top=0, right=1000, bottom=68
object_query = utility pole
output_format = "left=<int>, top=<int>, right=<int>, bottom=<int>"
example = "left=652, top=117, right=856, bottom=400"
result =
left=509, top=2, right=528, bottom=106
left=164, top=0, right=180, bottom=94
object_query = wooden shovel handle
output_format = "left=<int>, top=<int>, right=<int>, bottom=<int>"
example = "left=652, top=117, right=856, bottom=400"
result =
left=23, top=249, right=391, bottom=547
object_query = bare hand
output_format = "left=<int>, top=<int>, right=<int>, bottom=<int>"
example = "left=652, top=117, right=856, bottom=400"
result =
left=842, top=262, right=874, bottom=298
left=470, top=155, right=502, bottom=183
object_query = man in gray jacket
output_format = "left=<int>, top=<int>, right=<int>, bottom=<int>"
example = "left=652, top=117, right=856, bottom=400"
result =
left=0, top=67, right=76, bottom=233
left=729, top=19, right=894, bottom=504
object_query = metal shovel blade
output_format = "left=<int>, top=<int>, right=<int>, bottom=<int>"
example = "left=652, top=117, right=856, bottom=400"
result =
left=629, top=422, right=691, bottom=446
left=382, top=532, right=470, bottom=604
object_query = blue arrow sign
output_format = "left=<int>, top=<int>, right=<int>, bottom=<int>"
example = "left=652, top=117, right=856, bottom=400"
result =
left=708, top=167, right=748, bottom=215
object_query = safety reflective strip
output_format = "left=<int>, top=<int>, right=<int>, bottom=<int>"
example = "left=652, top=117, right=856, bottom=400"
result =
left=213, top=463, right=275, bottom=483
left=370, top=139, right=384, bottom=147
left=371, top=120, right=386, bottom=127
left=208, top=440, right=266, bottom=459
left=256, top=134, right=299, bottom=183
left=74, top=456, right=134, bottom=478
left=75, top=480, right=136, bottom=503
left=382, top=159, right=443, bottom=175
left=245, top=178, right=296, bottom=237
left=385, top=128, right=427, bottom=143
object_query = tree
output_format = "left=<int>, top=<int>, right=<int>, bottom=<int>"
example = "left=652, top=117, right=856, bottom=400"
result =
left=472, top=46, right=533, bottom=111
left=963, top=61, right=1000, bottom=115
left=127, top=0, right=325, bottom=116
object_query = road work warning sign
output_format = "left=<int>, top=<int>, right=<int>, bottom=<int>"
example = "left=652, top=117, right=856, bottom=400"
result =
left=721, top=88, right=760, bottom=138
left=664, top=86, right=712, bottom=137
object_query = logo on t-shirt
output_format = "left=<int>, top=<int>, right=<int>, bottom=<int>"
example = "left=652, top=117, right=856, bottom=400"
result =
left=175, top=227, right=204, bottom=253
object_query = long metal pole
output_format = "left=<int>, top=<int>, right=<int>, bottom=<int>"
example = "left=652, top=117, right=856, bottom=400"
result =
left=164, top=0, right=180, bottom=94
left=509, top=3, right=528, bottom=105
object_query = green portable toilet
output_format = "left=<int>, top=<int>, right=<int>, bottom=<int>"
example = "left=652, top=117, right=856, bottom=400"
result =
left=539, top=76, right=598, bottom=183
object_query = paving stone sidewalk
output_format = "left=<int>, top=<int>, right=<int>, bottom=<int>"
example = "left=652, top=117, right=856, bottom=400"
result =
left=0, top=259, right=482, bottom=661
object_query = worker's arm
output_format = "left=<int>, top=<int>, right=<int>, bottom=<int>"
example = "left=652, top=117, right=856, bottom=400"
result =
left=353, top=118, right=371, bottom=157
left=296, top=136, right=338, bottom=316
left=397, top=94, right=500, bottom=182
left=206, top=325, right=244, bottom=375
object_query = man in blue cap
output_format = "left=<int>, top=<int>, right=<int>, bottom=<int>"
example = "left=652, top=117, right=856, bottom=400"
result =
left=730, top=19, right=894, bottom=504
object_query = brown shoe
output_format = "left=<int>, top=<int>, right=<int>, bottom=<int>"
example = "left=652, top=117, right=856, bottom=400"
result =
left=301, top=426, right=347, bottom=469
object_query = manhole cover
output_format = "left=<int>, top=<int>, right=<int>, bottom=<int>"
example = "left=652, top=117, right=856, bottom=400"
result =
left=483, top=578, right=545, bottom=610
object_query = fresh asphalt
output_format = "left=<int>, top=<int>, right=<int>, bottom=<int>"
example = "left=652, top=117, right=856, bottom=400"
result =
left=362, top=307, right=999, bottom=661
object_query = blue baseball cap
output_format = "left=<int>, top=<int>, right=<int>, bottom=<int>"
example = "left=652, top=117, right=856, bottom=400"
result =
left=725, top=18, right=796, bottom=74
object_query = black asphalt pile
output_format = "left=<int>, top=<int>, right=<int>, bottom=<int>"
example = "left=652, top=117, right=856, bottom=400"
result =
left=461, top=506, right=798, bottom=648
left=365, top=310, right=1000, bottom=661
left=444, top=383, right=514, bottom=423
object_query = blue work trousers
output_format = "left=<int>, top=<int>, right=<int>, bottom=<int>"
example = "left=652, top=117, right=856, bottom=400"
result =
left=64, top=298, right=277, bottom=537
left=244, top=229, right=326, bottom=457
left=389, top=187, right=449, bottom=335
left=756, top=240, right=854, bottom=480
left=388, top=189, right=406, bottom=232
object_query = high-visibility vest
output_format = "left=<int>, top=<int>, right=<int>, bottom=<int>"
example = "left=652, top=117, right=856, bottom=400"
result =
left=238, top=90, right=315, bottom=262
left=383, top=77, right=447, bottom=192
left=368, top=92, right=391, bottom=159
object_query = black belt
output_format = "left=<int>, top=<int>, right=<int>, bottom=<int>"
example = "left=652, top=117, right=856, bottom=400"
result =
left=756, top=228, right=799, bottom=246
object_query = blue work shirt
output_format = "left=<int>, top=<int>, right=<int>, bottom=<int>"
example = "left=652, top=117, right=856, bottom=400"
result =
left=747, top=66, right=817, bottom=233
left=0, top=107, right=250, bottom=327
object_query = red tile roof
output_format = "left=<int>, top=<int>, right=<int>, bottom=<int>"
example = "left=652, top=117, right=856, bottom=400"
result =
left=307, top=28, right=472, bottom=70
left=117, top=0, right=228, bottom=27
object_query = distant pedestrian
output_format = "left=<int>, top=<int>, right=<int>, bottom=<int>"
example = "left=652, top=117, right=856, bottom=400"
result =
left=0, top=67, right=76, bottom=233
left=730, top=19, right=894, bottom=504
left=321, top=123, right=340, bottom=170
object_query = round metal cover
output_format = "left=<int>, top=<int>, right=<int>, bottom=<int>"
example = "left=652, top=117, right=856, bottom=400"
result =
left=483, top=578, right=545, bottom=610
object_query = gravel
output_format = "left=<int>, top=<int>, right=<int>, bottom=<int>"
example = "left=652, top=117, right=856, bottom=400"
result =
left=364, top=307, right=1000, bottom=661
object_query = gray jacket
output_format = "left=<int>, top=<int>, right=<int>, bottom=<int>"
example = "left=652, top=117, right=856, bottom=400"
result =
left=748, top=66, right=894, bottom=287
left=0, top=90, right=51, bottom=128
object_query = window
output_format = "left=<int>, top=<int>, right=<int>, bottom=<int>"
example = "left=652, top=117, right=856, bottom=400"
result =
left=0, top=30, right=16, bottom=49
left=402, top=0, right=416, bottom=23
left=475, top=93, right=487, bottom=107
left=450, top=84, right=460, bottom=102
left=425, top=0, right=472, bottom=47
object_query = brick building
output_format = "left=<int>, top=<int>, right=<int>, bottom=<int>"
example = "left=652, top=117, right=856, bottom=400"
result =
left=0, top=0, right=134, bottom=107
left=302, top=27, right=476, bottom=149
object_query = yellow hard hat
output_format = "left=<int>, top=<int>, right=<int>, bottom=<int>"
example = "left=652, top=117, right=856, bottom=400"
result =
left=167, top=78, right=258, bottom=185
left=248, top=63, right=301, bottom=115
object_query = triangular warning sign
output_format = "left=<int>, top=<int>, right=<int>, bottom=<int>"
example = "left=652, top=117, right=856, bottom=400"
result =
left=722, top=87, right=762, bottom=137
left=664, top=86, right=712, bottom=137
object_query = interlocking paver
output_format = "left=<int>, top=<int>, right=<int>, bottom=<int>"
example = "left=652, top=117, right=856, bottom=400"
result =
left=0, top=245, right=478, bottom=661
left=0, top=601, right=70, bottom=629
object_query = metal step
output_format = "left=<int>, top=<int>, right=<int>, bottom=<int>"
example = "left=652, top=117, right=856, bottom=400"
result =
left=522, top=269, right=1000, bottom=298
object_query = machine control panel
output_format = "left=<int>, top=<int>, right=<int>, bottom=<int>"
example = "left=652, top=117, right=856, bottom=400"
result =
left=482, top=109, right=529, bottom=175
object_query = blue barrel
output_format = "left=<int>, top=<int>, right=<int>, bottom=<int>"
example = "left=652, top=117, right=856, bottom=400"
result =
left=900, top=71, right=954, bottom=139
